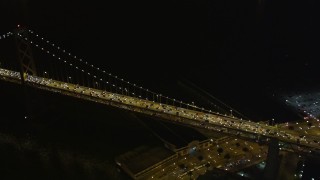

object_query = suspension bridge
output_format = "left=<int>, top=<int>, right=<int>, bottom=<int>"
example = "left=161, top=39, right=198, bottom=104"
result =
left=0, top=27, right=320, bottom=155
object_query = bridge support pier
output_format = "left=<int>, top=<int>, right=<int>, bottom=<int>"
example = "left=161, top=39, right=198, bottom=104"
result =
left=263, top=138, right=280, bottom=180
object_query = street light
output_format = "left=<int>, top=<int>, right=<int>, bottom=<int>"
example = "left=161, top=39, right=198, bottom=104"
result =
left=272, top=118, right=275, bottom=126
left=230, top=110, right=233, bottom=117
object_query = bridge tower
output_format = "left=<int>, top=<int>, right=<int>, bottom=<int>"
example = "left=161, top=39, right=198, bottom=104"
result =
left=14, top=26, right=37, bottom=83
left=263, top=138, right=280, bottom=180
left=13, top=26, right=38, bottom=123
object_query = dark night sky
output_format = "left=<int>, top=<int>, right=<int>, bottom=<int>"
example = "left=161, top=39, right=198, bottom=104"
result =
left=1, top=0, right=320, bottom=99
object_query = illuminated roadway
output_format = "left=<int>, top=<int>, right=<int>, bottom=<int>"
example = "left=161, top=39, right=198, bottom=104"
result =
left=151, top=138, right=268, bottom=179
left=1, top=68, right=320, bottom=151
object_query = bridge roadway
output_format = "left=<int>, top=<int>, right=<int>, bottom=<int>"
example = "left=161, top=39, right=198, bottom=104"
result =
left=0, top=68, right=320, bottom=151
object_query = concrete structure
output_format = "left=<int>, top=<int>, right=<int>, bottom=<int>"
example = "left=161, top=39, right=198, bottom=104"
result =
left=115, top=146, right=177, bottom=179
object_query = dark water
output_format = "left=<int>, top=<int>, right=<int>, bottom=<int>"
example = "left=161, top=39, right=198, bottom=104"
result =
left=0, top=80, right=164, bottom=179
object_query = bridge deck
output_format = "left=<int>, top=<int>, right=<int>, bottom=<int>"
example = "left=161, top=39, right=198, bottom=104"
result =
left=0, top=68, right=320, bottom=151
